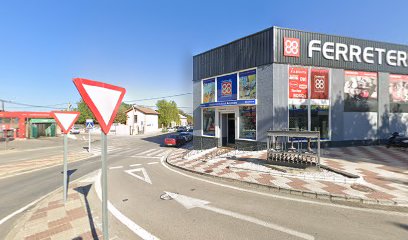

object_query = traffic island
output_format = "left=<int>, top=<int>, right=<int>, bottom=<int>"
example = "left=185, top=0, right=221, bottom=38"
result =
left=166, top=148, right=408, bottom=208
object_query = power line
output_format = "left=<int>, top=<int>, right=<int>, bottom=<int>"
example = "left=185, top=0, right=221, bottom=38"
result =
left=0, top=99, right=69, bottom=110
left=125, top=93, right=192, bottom=103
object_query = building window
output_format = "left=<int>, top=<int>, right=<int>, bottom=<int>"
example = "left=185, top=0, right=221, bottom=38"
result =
left=239, top=70, right=256, bottom=100
left=289, top=104, right=308, bottom=130
left=203, top=78, right=216, bottom=103
left=134, top=115, right=137, bottom=123
left=311, top=105, right=329, bottom=139
left=202, top=108, right=215, bottom=136
left=389, top=74, right=408, bottom=113
left=344, top=71, right=378, bottom=112
left=239, top=106, right=256, bottom=140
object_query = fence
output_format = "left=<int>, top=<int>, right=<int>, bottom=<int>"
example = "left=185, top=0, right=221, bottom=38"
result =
left=266, top=129, right=321, bottom=167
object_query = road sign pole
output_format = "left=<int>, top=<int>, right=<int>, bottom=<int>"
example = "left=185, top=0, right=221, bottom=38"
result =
left=88, top=130, right=91, bottom=152
left=101, top=131, right=109, bottom=239
left=63, top=133, right=68, bottom=202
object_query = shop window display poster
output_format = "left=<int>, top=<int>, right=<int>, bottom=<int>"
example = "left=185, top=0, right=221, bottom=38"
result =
left=344, top=71, right=378, bottom=112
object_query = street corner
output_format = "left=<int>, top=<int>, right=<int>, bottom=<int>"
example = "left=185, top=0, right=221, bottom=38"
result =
left=5, top=182, right=103, bottom=240
left=166, top=148, right=408, bottom=208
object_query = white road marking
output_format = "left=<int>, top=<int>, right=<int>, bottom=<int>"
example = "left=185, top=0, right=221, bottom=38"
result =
left=160, top=157, right=407, bottom=217
left=125, top=168, right=152, bottom=184
left=94, top=170, right=160, bottom=240
left=130, top=164, right=142, bottom=167
left=147, top=162, right=159, bottom=165
left=147, top=149, right=167, bottom=156
left=109, top=166, right=123, bottom=170
left=131, top=156, right=161, bottom=159
left=138, top=149, right=157, bottom=155
left=166, top=192, right=314, bottom=240
left=157, top=149, right=173, bottom=157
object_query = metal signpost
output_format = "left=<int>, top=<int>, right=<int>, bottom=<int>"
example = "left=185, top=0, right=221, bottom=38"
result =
left=2, top=125, right=6, bottom=151
left=73, top=78, right=126, bottom=240
left=86, top=119, right=94, bottom=152
left=51, top=111, right=80, bottom=202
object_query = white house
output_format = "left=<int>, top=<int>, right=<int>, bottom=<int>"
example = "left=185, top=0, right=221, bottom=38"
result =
left=179, top=114, right=188, bottom=126
left=126, top=105, right=159, bottom=134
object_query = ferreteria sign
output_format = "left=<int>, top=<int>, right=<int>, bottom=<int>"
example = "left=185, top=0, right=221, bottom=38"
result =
left=276, top=27, right=408, bottom=74
left=308, top=40, right=407, bottom=67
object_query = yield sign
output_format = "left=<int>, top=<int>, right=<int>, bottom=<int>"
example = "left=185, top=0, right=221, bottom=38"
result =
left=125, top=168, right=152, bottom=184
left=73, top=78, right=126, bottom=134
left=51, top=111, right=80, bottom=134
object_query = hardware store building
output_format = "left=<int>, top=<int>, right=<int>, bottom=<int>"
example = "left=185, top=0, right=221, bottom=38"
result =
left=192, top=27, right=408, bottom=149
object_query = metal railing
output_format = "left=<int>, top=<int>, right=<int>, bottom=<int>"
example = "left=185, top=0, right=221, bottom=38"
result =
left=267, top=129, right=321, bottom=167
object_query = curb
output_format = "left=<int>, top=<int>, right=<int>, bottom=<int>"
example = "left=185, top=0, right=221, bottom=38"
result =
left=4, top=170, right=100, bottom=240
left=165, top=152, right=408, bottom=209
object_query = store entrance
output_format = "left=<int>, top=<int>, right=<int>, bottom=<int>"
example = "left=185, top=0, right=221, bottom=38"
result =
left=221, top=113, right=235, bottom=146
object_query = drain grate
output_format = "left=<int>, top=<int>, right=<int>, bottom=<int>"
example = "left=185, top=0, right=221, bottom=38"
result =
left=351, top=183, right=375, bottom=193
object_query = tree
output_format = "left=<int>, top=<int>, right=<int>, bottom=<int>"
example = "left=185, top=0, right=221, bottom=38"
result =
left=75, top=100, right=131, bottom=124
left=156, top=100, right=180, bottom=127
left=75, top=99, right=95, bottom=124
left=114, top=102, right=132, bottom=124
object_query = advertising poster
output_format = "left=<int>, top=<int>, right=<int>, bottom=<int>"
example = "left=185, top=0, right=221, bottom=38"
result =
left=389, top=74, right=408, bottom=112
left=289, top=67, right=308, bottom=99
left=239, top=69, right=256, bottom=100
left=217, top=73, right=237, bottom=102
left=311, top=69, right=329, bottom=99
left=202, top=108, right=215, bottom=136
left=344, top=71, right=378, bottom=112
left=202, top=78, right=215, bottom=103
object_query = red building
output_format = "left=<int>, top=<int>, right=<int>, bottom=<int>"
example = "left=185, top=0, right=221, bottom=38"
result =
left=0, top=111, right=55, bottom=139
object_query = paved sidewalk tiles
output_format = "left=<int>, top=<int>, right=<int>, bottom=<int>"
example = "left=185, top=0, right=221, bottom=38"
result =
left=168, top=146, right=408, bottom=206
left=6, top=183, right=104, bottom=240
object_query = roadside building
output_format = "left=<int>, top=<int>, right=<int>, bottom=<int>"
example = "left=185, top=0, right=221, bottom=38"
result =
left=193, top=26, right=408, bottom=150
left=126, top=105, right=159, bottom=134
left=0, top=111, right=57, bottom=139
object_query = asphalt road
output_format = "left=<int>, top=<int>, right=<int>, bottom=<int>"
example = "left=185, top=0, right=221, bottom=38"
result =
left=100, top=150, right=408, bottom=240
left=1, top=133, right=407, bottom=240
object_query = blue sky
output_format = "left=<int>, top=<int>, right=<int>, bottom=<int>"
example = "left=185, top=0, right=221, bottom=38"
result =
left=1, top=0, right=407, bottom=115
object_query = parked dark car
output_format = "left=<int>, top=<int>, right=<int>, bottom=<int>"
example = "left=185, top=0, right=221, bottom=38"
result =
left=177, top=126, right=187, bottom=132
left=386, top=132, right=408, bottom=148
left=179, top=132, right=192, bottom=142
left=164, top=134, right=186, bottom=147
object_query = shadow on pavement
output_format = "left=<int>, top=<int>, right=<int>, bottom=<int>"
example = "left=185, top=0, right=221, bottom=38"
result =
left=391, top=222, right=408, bottom=232
left=74, top=184, right=100, bottom=240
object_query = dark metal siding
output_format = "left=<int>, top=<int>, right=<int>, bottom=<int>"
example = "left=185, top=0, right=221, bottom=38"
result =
left=193, top=28, right=274, bottom=81
left=274, top=27, right=408, bottom=74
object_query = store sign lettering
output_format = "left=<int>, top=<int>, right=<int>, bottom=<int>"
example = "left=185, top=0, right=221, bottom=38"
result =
left=308, top=40, right=408, bottom=67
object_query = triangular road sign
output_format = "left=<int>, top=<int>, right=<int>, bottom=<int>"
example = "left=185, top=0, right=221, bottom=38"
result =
left=51, top=111, right=80, bottom=134
left=125, top=168, right=152, bottom=184
left=73, top=78, right=126, bottom=134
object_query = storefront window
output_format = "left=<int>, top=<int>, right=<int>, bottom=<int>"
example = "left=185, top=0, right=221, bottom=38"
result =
left=389, top=74, right=408, bottom=113
left=203, top=78, right=215, bottom=103
left=239, top=106, right=256, bottom=140
left=311, top=105, right=329, bottom=139
left=239, top=70, right=256, bottom=99
left=202, top=108, right=215, bottom=136
left=344, top=71, right=378, bottom=112
left=289, top=104, right=308, bottom=130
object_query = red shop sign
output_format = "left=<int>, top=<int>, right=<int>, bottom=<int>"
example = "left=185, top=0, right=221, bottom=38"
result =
left=289, top=67, right=308, bottom=99
left=311, top=69, right=329, bottom=99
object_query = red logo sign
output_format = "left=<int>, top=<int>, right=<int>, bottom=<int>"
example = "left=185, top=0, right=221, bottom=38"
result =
left=284, top=37, right=300, bottom=57
left=289, top=67, right=308, bottom=99
left=221, top=80, right=232, bottom=96
left=311, top=69, right=329, bottom=99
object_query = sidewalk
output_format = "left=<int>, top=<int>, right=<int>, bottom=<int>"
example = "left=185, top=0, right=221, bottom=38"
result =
left=167, top=146, right=408, bottom=206
left=6, top=182, right=104, bottom=240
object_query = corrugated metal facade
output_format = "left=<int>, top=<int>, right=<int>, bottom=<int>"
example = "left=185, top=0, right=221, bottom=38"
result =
left=193, top=28, right=274, bottom=81
left=274, top=27, right=408, bottom=75
left=193, top=26, right=408, bottom=81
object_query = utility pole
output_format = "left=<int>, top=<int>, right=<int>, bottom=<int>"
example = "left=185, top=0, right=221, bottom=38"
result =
left=1, top=100, right=4, bottom=112
left=67, top=102, right=72, bottom=111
